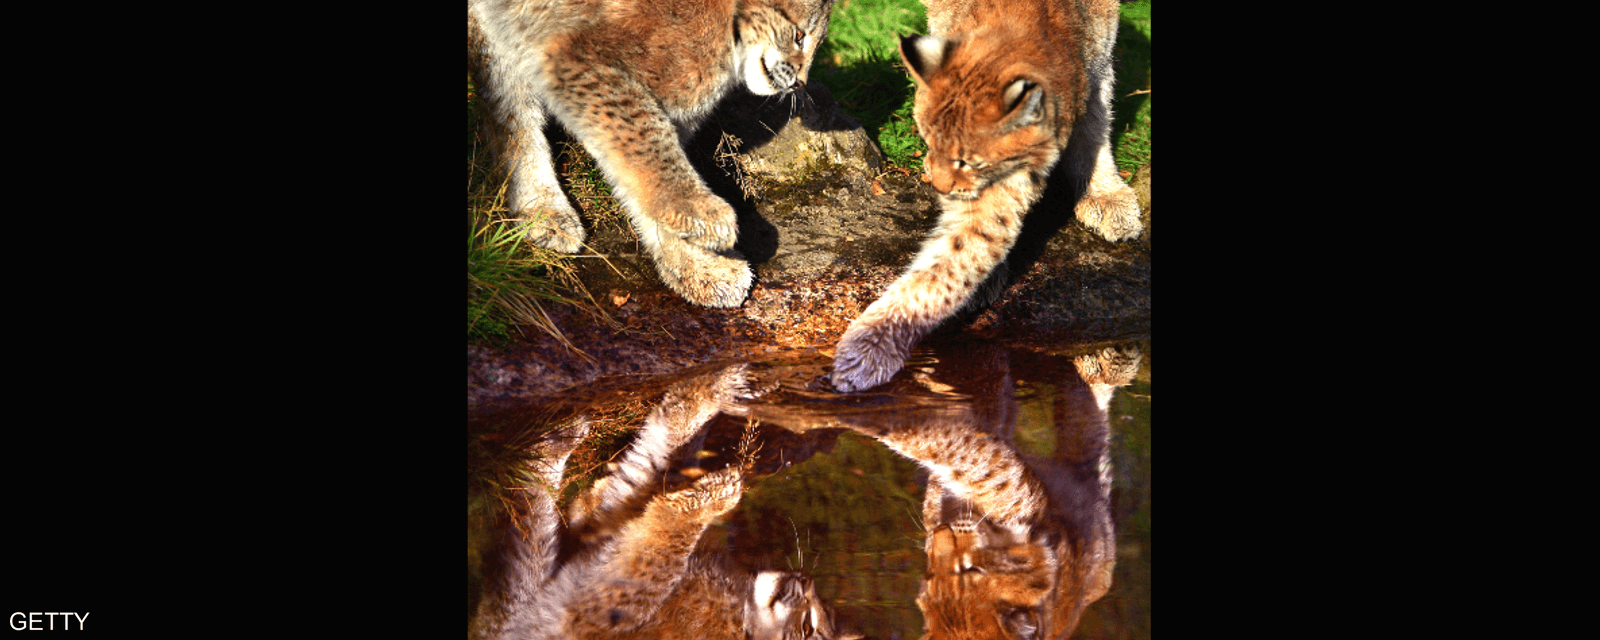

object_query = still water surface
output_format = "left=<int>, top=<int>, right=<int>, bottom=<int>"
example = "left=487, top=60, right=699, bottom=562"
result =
left=468, top=338, right=1149, bottom=639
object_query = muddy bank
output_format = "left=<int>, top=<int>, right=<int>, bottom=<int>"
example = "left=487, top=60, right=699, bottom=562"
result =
left=468, top=82, right=1150, bottom=417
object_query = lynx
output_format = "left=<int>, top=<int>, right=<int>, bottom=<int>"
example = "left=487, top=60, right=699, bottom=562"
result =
left=763, top=343, right=1140, bottom=639
left=830, top=0, right=1142, bottom=391
left=468, top=0, right=836, bottom=307
left=469, top=364, right=859, bottom=640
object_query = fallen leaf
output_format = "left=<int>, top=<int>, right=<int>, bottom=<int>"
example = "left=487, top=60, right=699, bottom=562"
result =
left=610, top=290, right=631, bottom=307
left=1118, top=170, right=1131, bottom=179
left=871, top=179, right=885, bottom=196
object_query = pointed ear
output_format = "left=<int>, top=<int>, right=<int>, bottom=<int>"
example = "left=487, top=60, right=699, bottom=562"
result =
left=1001, top=78, right=1043, bottom=125
left=899, top=34, right=953, bottom=84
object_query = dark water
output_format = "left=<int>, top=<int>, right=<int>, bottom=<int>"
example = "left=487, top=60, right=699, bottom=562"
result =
left=468, top=338, right=1150, bottom=639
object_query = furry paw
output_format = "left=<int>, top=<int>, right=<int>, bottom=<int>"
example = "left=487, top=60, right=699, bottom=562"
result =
left=672, top=195, right=739, bottom=252
left=521, top=203, right=587, bottom=253
left=1075, top=344, right=1143, bottom=387
left=830, top=323, right=912, bottom=393
left=1074, top=179, right=1142, bottom=242
left=673, top=465, right=744, bottom=517
left=653, top=240, right=753, bottom=308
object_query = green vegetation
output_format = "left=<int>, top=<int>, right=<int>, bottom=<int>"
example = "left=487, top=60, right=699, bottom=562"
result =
left=1111, top=0, right=1152, bottom=175
left=467, top=76, right=589, bottom=347
left=812, top=0, right=929, bottom=170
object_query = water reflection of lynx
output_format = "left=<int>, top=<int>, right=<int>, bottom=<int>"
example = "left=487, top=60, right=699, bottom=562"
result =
left=468, top=341, right=1139, bottom=640
left=469, top=363, right=858, bottom=640
left=749, top=342, right=1138, bottom=640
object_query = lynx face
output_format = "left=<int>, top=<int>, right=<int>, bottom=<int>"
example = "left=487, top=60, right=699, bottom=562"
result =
left=830, top=0, right=1139, bottom=392
left=749, top=570, right=855, bottom=640
left=737, top=1, right=834, bottom=95
left=900, top=33, right=1068, bottom=201
left=920, top=523, right=1055, bottom=640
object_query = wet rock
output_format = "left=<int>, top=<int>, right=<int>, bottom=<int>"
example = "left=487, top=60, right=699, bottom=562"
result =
left=469, top=80, right=1151, bottom=415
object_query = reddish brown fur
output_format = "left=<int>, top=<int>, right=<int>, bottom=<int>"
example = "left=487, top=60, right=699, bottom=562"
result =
left=830, top=0, right=1139, bottom=392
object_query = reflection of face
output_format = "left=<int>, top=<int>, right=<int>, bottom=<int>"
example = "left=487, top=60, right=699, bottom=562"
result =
left=749, top=571, right=843, bottom=640
left=918, top=524, right=1053, bottom=640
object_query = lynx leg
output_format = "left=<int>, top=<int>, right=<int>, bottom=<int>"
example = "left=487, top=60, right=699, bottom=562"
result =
left=569, top=364, right=761, bottom=530
left=501, top=100, right=587, bottom=253
left=832, top=173, right=1035, bottom=392
left=1066, top=54, right=1142, bottom=243
left=472, top=16, right=586, bottom=255
left=470, top=418, right=591, bottom=640
left=569, top=466, right=745, bottom=636
left=1073, top=143, right=1142, bottom=242
left=545, top=70, right=740, bottom=253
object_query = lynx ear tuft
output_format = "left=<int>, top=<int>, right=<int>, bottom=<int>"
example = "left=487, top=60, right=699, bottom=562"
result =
left=899, top=35, right=953, bottom=84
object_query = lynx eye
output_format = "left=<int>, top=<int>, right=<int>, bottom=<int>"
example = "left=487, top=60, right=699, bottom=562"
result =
left=794, top=29, right=805, bottom=50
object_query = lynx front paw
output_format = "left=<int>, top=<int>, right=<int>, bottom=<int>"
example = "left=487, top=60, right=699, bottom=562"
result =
left=667, top=195, right=738, bottom=252
left=520, top=203, right=586, bottom=253
left=1074, top=180, right=1142, bottom=243
left=653, top=240, right=753, bottom=308
left=830, top=323, right=913, bottom=393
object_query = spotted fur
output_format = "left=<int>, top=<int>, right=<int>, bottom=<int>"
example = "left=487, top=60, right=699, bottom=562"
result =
left=468, top=0, right=835, bottom=307
left=470, top=365, right=859, bottom=640
left=830, top=0, right=1141, bottom=390
left=835, top=344, right=1137, bottom=640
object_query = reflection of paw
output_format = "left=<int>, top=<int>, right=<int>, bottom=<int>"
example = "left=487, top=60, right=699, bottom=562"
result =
left=681, top=466, right=744, bottom=517
left=830, top=323, right=911, bottom=392
left=655, top=240, right=752, bottom=308
left=1075, top=344, right=1142, bottom=386
left=523, top=417, right=592, bottom=490
left=521, top=204, right=586, bottom=253
left=530, top=418, right=592, bottom=462
left=708, top=364, right=776, bottom=416
left=1075, top=180, right=1142, bottom=242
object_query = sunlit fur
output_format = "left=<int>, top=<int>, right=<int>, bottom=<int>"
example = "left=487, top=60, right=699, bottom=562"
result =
left=830, top=0, right=1141, bottom=391
left=468, top=0, right=834, bottom=307
left=470, top=365, right=860, bottom=640
left=826, top=344, right=1136, bottom=640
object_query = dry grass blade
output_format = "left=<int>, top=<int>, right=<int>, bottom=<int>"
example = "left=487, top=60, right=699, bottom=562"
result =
left=735, top=415, right=764, bottom=477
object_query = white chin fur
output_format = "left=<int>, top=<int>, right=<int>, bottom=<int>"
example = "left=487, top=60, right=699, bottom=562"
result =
left=743, top=46, right=779, bottom=95
left=751, top=571, right=788, bottom=629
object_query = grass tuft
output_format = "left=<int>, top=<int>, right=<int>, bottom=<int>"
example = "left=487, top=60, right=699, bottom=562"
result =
left=468, top=75, right=597, bottom=355
left=813, top=0, right=929, bottom=171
